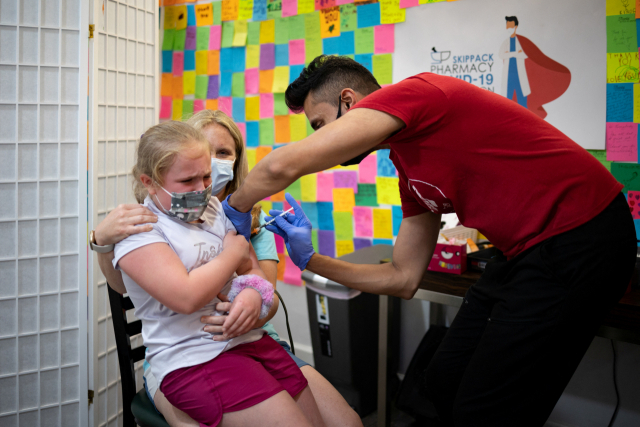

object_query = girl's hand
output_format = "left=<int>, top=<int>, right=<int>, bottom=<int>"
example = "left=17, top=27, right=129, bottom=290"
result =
left=207, top=290, right=262, bottom=341
left=94, top=204, right=157, bottom=246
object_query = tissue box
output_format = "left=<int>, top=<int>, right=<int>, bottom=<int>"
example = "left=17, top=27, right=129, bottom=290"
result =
left=428, top=243, right=467, bottom=274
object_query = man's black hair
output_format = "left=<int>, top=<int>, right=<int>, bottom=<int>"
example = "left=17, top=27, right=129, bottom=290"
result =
left=285, top=55, right=381, bottom=113
left=505, top=16, right=519, bottom=26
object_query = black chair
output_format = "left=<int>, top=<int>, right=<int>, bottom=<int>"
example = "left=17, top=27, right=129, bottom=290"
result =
left=107, top=284, right=170, bottom=427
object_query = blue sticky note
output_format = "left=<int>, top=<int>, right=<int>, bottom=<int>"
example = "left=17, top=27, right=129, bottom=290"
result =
left=253, top=0, right=267, bottom=22
left=187, top=5, right=196, bottom=26
left=634, top=219, right=640, bottom=245
left=162, top=50, right=173, bottom=73
left=317, top=202, right=335, bottom=231
left=357, top=3, right=381, bottom=28
left=183, top=50, right=195, bottom=71
left=339, top=32, right=355, bottom=56
left=232, top=47, right=246, bottom=72
left=373, top=239, right=393, bottom=246
left=355, top=54, right=373, bottom=73
left=377, top=149, right=396, bottom=176
left=606, top=83, right=634, bottom=122
left=301, top=202, right=319, bottom=229
left=220, top=72, right=233, bottom=97
left=323, top=37, right=341, bottom=55
left=290, top=64, right=304, bottom=84
left=232, top=98, right=246, bottom=122
left=275, top=44, right=289, bottom=66
left=392, top=206, right=402, bottom=236
left=220, top=48, right=233, bottom=72
left=247, top=121, right=260, bottom=147
left=272, top=202, right=283, bottom=211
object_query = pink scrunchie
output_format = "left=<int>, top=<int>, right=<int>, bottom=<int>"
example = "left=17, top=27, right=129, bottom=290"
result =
left=227, top=274, right=275, bottom=319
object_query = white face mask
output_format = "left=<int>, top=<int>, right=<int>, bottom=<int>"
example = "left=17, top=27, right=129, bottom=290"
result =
left=506, top=26, right=517, bottom=37
left=211, top=158, right=235, bottom=196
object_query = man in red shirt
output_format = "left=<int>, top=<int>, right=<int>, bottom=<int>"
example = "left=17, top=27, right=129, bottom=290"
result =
left=222, top=55, right=636, bottom=426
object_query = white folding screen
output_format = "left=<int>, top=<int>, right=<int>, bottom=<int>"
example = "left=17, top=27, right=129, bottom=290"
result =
left=88, top=0, right=158, bottom=426
left=0, top=0, right=89, bottom=426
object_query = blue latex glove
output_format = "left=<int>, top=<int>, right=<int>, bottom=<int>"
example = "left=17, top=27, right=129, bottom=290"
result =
left=222, top=194, right=252, bottom=242
left=265, top=193, right=315, bottom=270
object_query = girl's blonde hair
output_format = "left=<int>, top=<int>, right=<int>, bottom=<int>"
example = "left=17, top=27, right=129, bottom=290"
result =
left=132, top=121, right=209, bottom=203
left=186, top=110, right=262, bottom=233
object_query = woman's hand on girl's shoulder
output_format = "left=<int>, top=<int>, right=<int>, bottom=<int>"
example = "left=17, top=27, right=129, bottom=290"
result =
left=94, top=204, right=157, bottom=246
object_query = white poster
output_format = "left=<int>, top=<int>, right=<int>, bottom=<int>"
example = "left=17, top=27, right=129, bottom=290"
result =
left=394, top=0, right=606, bottom=149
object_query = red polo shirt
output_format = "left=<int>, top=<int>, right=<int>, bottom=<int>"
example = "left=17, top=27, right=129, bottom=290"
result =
left=352, top=73, right=622, bottom=258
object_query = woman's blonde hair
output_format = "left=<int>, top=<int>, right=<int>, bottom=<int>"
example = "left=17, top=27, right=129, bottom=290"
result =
left=186, top=110, right=263, bottom=233
left=132, top=121, right=209, bottom=203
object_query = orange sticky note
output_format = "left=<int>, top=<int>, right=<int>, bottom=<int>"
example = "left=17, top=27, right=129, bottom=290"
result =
left=221, top=0, right=239, bottom=21
left=277, top=253, right=286, bottom=281
left=274, top=115, right=291, bottom=143
left=195, top=3, right=214, bottom=26
left=208, top=50, right=220, bottom=75
left=256, top=145, right=273, bottom=163
left=320, top=6, right=340, bottom=38
left=271, top=190, right=286, bottom=201
left=206, top=99, right=219, bottom=110
left=259, top=69, right=274, bottom=93
left=246, top=96, right=260, bottom=121
left=195, top=51, right=208, bottom=75
left=161, top=73, right=173, bottom=97
left=172, top=75, right=183, bottom=99
left=333, top=188, right=355, bottom=212
left=260, top=19, right=276, bottom=44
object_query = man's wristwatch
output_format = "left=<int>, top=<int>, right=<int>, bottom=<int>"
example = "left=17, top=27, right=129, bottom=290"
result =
left=89, top=230, right=115, bottom=253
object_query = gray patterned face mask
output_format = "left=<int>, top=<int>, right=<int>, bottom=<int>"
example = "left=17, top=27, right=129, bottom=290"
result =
left=156, top=184, right=212, bottom=222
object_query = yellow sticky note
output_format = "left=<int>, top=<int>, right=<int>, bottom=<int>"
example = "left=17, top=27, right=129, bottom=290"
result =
left=272, top=66, right=290, bottom=93
left=259, top=200, right=272, bottom=213
left=336, top=240, right=355, bottom=257
left=195, top=3, right=213, bottom=26
left=290, top=114, right=307, bottom=141
left=380, top=0, right=406, bottom=24
left=376, top=177, right=401, bottom=205
left=183, top=71, right=196, bottom=95
left=634, top=84, right=640, bottom=123
left=606, top=0, right=636, bottom=16
left=260, top=19, right=276, bottom=44
left=246, top=45, right=260, bottom=68
left=195, top=51, right=208, bottom=75
left=164, top=6, right=178, bottom=29
left=172, top=99, right=183, bottom=121
left=206, top=99, right=218, bottom=111
left=607, top=52, right=640, bottom=84
left=239, top=0, right=254, bottom=20
left=175, top=5, right=188, bottom=30
left=247, top=148, right=257, bottom=171
left=221, top=0, right=239, bottom=21
left=233, top=20, right=248, bottom=46
left=208, top=50, right=220, bottom=75
left=246, top=96, right=260, bottom=121
left=300, top=174, right=317, bottom=202
left=298, top=0, right=315, bottom=14
left=333, top=188, right=355, bottom=212
left=320, top=7, right=340, bottom=38
left=373, top=208, right=393, bottom=239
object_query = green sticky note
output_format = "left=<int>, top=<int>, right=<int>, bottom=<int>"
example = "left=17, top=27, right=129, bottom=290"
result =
left=274, top=93, right=289, bottom=116
left=213, top=1, right=222, bottom=25
left=355, top=184, right=378, bottom=206
left=173, top=29, right=187, bottom=51
left=340, top=4, right=357, bottom=32
left=333, top=211, right=354, bottom=240
left=588, top=150, right=612, bottom=172
left=221, top=21, right=235, bottom=48
left=611, top=162, right=640, bottom=192
left=306, top=116, right=314, bottom=135
left=289, top=14, right=306, bottom=40
left=260, top=118, right=275, bottom=145
left=195, top=75, right=209, bottom=99
left=182, top=99, right=194, bottom=119
left=248, top=21, right=261, bottom=45
left=267, top=0, right=282, bottom=19
left=311, top=229, right=319, bottom=253
left=232, top=72, right=245, bottom=97
left=275, top=17, right=290, bottom=45
left=345, top=54, right=355, bottom=60
left=196, top=27, right=210, bottom=51
left=305, top=12, right=322, bottom=63
left=305, top=11, right=320, bottom=35
left=372, top=54, right=392, bottom=85
left=162, top=29, right=175, bottom=51
left=286, top=179, right=302, bottom=200
left=607, top=14, right=638, bottom=53
left=355, top=27, right=374, bottom=54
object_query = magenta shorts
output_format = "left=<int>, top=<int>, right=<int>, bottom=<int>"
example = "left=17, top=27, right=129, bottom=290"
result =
left=160, top=335, right=308, bottom=427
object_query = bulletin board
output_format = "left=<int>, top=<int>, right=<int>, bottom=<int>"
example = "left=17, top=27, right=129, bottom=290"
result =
left=158, top=0, right=640, bottom=285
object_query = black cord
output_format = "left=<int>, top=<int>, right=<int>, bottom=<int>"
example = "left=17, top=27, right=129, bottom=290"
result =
left=274, top=290, right=295, bottom=355
left=607, top=339, right=619, bottom=427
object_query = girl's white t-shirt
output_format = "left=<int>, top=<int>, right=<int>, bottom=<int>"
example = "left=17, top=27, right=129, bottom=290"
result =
left=113, top=196, right=264, bottom=388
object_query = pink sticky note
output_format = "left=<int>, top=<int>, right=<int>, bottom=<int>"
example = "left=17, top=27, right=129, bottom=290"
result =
left=606, top=123, right=638, bottom=162
left=282, top=0, right=297, bottom=17
left=245, top=68, right=260, bottom=94
left=335, top=0, right=353, bottom=4
left=317, top=173, right=334, bottom=202
left=353, top=206, right=373, bottom=237
left=260, top=93, right=274, bottom=118
left=374, top=25, right=395, bottom=54
left=399, top=0, right=419, bottom=8
left=159, top=96, right=172, bottom=119
left=274, top=234, right=285, bottom=253
left=358, top=154, right=377, bottom=183
left=219, top=97, right=232, bottom=116
left=236, top=122, right=246, bottom=143
left=289, top=40, right=306, bottom=65
left=333, top=170, right=358, bottom=193
left=193, top=99, right=205, bottom=113
left=284, top=256, right=303, bottom=286
left=173, top=51, right=184, bottom=77
left=627, top=191, right=640, bottom=219
left=209, top=25, right=221, bottom=50
left=283, top=200, right=292, bottom=211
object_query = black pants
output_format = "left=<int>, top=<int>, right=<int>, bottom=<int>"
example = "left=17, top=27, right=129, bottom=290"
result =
left=424, top=193, right=636, bottom=427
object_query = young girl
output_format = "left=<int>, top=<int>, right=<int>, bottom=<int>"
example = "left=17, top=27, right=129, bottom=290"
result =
left=113, top=121, right=325, bottom=427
